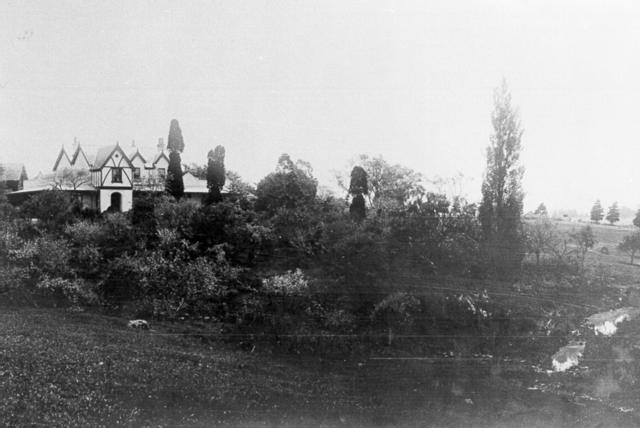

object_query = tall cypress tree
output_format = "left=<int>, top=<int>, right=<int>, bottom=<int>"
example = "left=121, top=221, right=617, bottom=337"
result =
left=206, top=145, right=226, bottom=204
left=166, top=151, right=184, bottom=200
left=165, top=119, right=185, bottom=200
left=348, top=166, right=368, bottom=220
left=478, top=81, right=525, bottom=270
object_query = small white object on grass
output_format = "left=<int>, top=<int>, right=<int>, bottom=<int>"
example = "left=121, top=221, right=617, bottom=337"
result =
left=127, top=319, right=150, bottom=329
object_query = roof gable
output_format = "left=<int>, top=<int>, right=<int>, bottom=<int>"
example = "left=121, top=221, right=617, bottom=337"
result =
left=71, top=145, right=91, bottom=168
left=53, top=147, right=71, bottom=171
left=152, top=150, right=170, bottom=166
left=92, top=144, right=132, bottom=169
left=129, top=149, right=147, bottom=164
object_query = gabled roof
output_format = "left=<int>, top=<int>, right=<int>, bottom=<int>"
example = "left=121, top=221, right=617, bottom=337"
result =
left=0, top=163, right=28, bottom=181
left=92, top=144, right=132, bottom=169
left=52, top=147, right=71, bottom=171
left=129, top=149, right=147, bottom=164
left=152, top=150, right=170, bottom=166
left=70, top=144, right=92, bottom=168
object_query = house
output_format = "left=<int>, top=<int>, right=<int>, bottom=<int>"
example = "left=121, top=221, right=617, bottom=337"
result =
left=8, top=138, right=209, bottom=212
left=0, top=163, right=28, bottom=192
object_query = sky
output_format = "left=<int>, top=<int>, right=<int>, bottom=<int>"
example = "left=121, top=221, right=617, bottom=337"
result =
left=2, top=0, right=640, bottom=214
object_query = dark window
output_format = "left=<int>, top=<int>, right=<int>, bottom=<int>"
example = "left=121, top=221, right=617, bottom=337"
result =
left=133, top=167, right=141, bottom=180
left=158, top=168, right=166, bottom=178
left=112, top=167, right=122, bottom=183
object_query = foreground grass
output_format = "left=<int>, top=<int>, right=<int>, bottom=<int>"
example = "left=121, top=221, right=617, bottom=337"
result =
left=2, top=306, right=639, bottom=427
left=0, top=308, right=360, bottom=427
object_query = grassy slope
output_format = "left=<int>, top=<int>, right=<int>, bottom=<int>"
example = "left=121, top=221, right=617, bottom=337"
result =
left=0, top=308, right=360, bottom=427
left=2, top=307, right=639, bottom=427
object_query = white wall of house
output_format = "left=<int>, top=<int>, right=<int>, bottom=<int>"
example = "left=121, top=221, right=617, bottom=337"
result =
left=99, top=189, right=132, bottom=212
left=130, top=155, right=146, bottom=183
left=153, top=156, right=169, bottom=180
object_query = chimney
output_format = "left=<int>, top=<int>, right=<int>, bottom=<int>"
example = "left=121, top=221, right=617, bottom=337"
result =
left=72, top=136, right=79, bottom=151
left=131, top=139, right=136, bottom=148
left=157, top=137, right=165, bottom=152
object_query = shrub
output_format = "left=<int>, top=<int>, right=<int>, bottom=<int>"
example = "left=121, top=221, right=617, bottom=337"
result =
left=36, top=275, right=98, bottom=307
left=19, top=190, right=79, bottom=232
left=261, top=268, right=308, bottom=295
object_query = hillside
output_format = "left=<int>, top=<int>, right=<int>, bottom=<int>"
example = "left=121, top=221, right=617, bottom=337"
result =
left=1, top=307, right=639, bottom=427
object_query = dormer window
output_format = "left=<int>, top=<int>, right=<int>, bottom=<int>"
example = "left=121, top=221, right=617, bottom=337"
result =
left=158, top=168, right=166, bottom=179
left=112, top=167, right=122, bottom=183
left=133, top=167, right=141, bottom=180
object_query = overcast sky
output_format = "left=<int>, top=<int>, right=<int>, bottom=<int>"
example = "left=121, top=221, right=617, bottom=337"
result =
left=2, top=0, right=640, bottom=213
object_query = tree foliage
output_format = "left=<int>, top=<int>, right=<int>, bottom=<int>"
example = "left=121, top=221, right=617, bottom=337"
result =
left=619, top=231, right=640, bottom=264
left=478, top=81, right=525, bottom=270
left=348, top=166, right=368, bottom=221
left=605, top=202, right=620, bottom=225
left=349, top=194, right=366, bottom=221
left=591, top=200, right=604, bottom=224
left=167, top=119, right=185, bottom=153
left=348, top=166, right=368, bottom=195
left=355, top=155, right=423, bottom=209
left=206, top=145, right=226, bottom=204
left=633, top=209, right=640, bottom=229
left=53, top=168, right=91, bottom=191
left=524, top=217, right=559, bottom=265
left=166, top=151, right=184, bottom=200
left=255, top=154, right=317, bottom=213
left=570, top=225, right=595, bottom=270
left=20, top=190, right=78, bottom=232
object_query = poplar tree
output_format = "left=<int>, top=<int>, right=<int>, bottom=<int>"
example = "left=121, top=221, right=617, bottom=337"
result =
left=478, top=81, right=525, bottom=270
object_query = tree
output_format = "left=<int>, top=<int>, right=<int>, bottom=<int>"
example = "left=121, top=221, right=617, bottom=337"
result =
left=337, top=155, right=424, bottom=209
left=166, top=151, right=184, bottom=200
left=255, top=154, right=317, bottom=213
left=618, top=232, right=640, bottom=264
left=478, top=80, right=525, bottom=270
left=20, top=190, right=77, bottom=232
left=524, top=216, right=559, bottom=266
left=606, top=202, right=620, bottom=225
left=165, top=119, right=184, bottom=200
left=348, top=166, right=368, bottom=220
left=534, top=203, right=548, bottom=216
left=633, top=209, right=640, bottom=228
left=51, top=167, right=91, bottom=207
left=570, top=225, right=595, bottom=270
left=225, top=170, right=255, bottom=200
left=167, top=119, right=185, bottom=153
left=590, top=200, right=604, bottom=224
left=206, top=145, right=226, bottom=204
left=53, top=168, right=91, bottom=192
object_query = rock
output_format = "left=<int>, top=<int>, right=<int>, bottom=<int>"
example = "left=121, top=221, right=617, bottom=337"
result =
left=127, top=319, right=150, bottom=330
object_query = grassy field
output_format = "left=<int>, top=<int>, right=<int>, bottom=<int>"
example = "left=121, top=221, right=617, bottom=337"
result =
left=2, top=306, right=639, bottom=427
